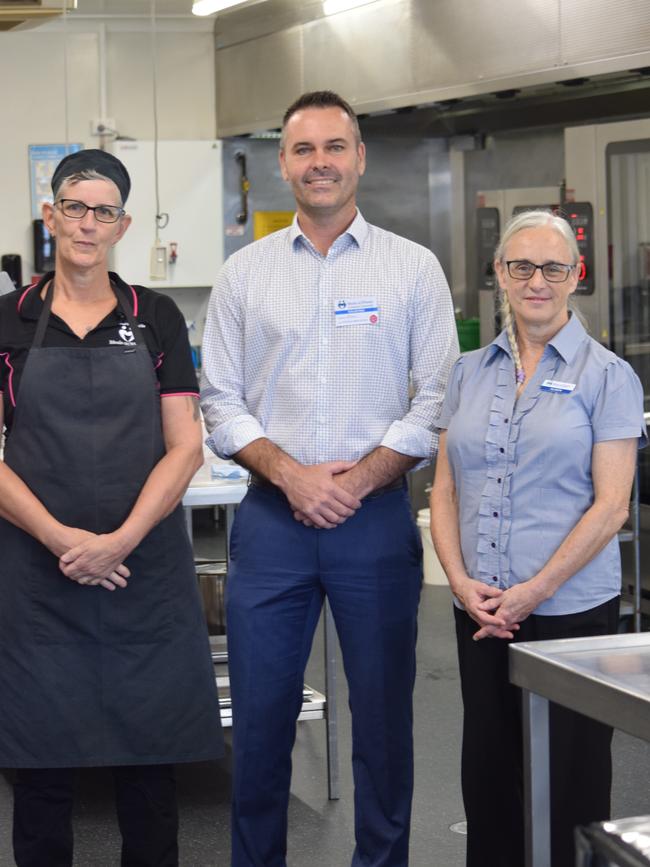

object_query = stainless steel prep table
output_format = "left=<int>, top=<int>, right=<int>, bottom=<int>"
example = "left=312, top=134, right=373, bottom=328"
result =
left=182, top=464, right=341, bottom=799
left=510, top=632, right=650, bottom=867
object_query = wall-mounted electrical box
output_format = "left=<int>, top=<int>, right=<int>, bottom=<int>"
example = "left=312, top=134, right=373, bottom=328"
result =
left=111, top=140, right=223, bottom=288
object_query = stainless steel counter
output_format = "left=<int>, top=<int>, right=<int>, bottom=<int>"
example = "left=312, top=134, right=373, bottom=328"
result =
left=510, top=633, right=650, bottom=867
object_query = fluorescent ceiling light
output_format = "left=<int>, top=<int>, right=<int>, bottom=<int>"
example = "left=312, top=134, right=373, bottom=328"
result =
left=322, top=0, right=376, bottom=15
left=192, top=0, right=251, bottom=15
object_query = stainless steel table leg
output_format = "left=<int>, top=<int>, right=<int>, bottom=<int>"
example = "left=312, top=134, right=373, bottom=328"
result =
left=632, top=467, right=641, bottom=633
left=184, top=505, right=193, bottom=544
left=324, top=600, right=340, bottom=800
left=224, top=503, right=235, bottom=569
left=522, top=689, right=551, bottom=867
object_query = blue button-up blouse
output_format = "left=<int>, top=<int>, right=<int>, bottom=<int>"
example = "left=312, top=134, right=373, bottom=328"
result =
left=437, top=313, right=647, bottom=616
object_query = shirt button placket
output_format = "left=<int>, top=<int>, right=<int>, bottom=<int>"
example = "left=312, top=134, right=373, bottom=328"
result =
left=498, top=407, right=514, bottom=587
left=316, top=258, right=330, bottom=461
left=493, top=409, right=512, bottom=584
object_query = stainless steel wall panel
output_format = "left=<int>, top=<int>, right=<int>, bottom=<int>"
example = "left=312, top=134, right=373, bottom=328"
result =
left=412, top=0, right=561, bottom=90
left=560, top=0, right=650, bottom=66
left=215, top=27, right=303, bottom=135
left=301, top=1, right=412, bottom=105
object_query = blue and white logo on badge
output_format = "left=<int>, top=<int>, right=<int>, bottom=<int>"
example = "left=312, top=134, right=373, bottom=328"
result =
left=334, top=297, right=379, bottom=327
left=540, top=379, right=576, bottom=394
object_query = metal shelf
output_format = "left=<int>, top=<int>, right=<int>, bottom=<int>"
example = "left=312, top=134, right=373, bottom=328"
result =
left=185, top=472, right=341, bottom=800
left=215, top=676, right=326, bottom=728
left=211, top=645, right=327, bottom=727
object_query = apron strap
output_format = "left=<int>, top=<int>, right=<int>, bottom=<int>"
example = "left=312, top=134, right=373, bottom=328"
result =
left=32, top=281, right=54, bottom=349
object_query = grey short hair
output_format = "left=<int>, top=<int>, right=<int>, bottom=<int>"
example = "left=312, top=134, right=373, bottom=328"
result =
left=53, top=169, right=122, bottom=205
left=495, top=209, right=579, bottom=265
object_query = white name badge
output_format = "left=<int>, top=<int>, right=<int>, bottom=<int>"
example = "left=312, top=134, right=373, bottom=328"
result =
left=334, top=297, right=379, bottom=327
left=540, top=379, right=576, bottom=394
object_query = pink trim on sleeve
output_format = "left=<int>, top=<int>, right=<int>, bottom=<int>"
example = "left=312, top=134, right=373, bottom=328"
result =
left=154, top=352, right=164, bottom=370
left=17, top=282, right=38, bottom=313
left=160, top=391, right=199, bottom=398
left=129, top=285, right=138, bottom=317
left=0, top=353, right=16, bottom=407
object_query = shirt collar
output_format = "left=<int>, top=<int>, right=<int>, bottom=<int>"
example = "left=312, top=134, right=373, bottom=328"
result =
left=17, top=272, right=53, bottom=321
left=547, top=312, right=588, bottom=363
left=289, top=209, right=368, bottom=250
left=488, top=311, right=588, bottom=365
left=17, top=271, right=136, bottom=321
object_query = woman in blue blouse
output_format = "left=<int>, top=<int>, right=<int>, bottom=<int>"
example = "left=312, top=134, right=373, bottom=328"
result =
left=431, top=210, right=646, bottom=867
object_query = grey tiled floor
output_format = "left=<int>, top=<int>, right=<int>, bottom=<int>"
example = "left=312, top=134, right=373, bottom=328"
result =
left=0, top=508, right=649, bottom=866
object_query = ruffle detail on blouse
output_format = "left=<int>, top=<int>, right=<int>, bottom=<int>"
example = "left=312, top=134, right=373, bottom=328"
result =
left=475, top=351, right=560, bottom=587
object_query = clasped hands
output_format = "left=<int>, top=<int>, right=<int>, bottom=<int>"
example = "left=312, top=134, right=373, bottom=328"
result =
left=284, top=461, right=366, bottom=529
left=55, top=528, right=130, bottom=592
left=455, top=576, right=546, bottom=641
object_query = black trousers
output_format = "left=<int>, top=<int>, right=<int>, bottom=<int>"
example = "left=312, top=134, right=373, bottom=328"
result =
left=12, top=764, right=179, bottom=867
left=455, top=597, right=619, bottom=867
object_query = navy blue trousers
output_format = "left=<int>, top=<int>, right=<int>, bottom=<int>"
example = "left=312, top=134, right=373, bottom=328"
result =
left=227, top=483, right=423, bottom=867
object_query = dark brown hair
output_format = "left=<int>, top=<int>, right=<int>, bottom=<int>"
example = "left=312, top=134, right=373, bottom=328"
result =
left=281, top=91, right=361, bottom=146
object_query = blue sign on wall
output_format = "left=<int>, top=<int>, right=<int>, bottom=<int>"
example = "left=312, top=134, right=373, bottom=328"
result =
left=29, top=143, right=83, bottom=220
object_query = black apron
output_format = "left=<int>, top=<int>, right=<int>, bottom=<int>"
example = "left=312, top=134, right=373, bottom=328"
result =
left=0, top=280, right=223, bottom=768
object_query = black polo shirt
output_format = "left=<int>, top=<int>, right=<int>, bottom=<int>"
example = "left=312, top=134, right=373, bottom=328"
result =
left=0, top=271, right=199, bottom=435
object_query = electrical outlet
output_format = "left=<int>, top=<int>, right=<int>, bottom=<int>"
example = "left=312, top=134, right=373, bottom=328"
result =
left=90, top=117, right=116, bottom=136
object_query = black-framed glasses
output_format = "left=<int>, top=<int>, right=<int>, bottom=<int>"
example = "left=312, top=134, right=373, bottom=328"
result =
left=505, top=260, right=574, bottom=283
left=55, top=199, right=125, bottom=224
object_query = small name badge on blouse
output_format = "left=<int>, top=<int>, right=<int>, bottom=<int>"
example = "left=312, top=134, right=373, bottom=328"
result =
left=540, top=379, right=576, bottom=394
left=334, top=297, right=379, bottom=327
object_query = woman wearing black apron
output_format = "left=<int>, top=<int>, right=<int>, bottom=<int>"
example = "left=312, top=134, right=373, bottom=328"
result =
left=0, top=150, right=223, bottom=866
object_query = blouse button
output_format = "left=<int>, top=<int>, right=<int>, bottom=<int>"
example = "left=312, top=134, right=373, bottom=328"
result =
left=492, top=576, right=498, bottom=581
left=491, top=542, right=496, bottom=548
left=504, top=418, right=509, bottom=423
left=497, top=478, right=502, bottom=484
left=493, top=511, right=498, bottom=518
left=499, top=447, right=505, bottom=453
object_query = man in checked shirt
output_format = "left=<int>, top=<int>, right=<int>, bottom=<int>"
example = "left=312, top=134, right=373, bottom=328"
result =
left=201, top=90, right=458, bottom=867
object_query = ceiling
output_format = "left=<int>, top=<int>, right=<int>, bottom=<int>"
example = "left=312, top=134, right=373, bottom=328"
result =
left=0, top=0, right=323, bottom=45
left=73, top=0, right=326, bottom=48
left=6, top=0, right=649, bottom=138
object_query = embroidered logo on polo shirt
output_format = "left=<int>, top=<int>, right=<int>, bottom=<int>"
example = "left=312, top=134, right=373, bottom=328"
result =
left=118, top=323, right=136, bottom=343
left=108, top=323, right=146, bottom=346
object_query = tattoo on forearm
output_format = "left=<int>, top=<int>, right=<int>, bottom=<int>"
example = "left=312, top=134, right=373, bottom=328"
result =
left=186, top=396, right=200, bottom=421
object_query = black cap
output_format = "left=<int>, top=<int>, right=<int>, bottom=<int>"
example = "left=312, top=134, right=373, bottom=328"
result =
left=51, top=149, right=131, bottom=204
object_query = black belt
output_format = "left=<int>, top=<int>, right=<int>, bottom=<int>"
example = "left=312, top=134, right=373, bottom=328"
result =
left=248, top=474, right=406, bottom=500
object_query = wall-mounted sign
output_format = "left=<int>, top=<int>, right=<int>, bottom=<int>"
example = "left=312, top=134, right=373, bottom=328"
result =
left=29, top=143, right=83, bottom=220
left=253, top=210, right=294, bottom=240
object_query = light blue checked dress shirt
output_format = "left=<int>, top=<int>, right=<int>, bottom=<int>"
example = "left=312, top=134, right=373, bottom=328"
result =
left=438, top=313, right=647, bottom=616
left=200, top=211, right=458, bottom=466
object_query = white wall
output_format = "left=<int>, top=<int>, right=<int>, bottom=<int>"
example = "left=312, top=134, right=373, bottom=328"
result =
left=0, top=16, right=216, bottom=280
